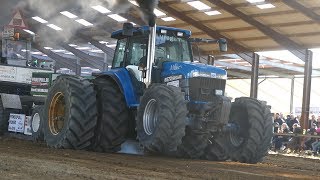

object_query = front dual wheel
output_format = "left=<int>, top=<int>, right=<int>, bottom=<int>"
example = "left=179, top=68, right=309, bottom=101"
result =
left=205, top=97, right=273, bottom=163
left=136, top=84, right=187, bottom=155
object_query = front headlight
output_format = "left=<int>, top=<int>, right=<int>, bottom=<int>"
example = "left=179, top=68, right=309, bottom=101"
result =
left=191, top=71, right=212, bottom=78
left=191, top=71, right=227, bottom=79
left=216, top=74, right=227, bottom=79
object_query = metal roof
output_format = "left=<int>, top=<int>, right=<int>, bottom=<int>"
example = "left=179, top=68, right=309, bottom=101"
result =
left=1, top=0, right=319, bottom=77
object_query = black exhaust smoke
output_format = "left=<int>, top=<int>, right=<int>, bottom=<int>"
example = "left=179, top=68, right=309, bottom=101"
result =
left=135, top=0, right=159, bottom=27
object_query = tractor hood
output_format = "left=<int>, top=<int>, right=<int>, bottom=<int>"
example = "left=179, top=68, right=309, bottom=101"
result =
left=161, top=61, right=227, bottom=81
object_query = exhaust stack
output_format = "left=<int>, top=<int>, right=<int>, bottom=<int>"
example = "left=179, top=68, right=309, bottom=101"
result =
left=135, top=0, right=158, bottom=27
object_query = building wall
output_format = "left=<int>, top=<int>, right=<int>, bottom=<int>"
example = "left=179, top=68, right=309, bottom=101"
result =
left=225, top=77, right=320, bottom=116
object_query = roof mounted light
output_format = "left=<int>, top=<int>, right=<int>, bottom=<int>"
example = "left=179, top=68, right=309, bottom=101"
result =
left=76, top=19, right=93, bottom=26
left=205, top=10, right=221, bottom=16
left=91, top=5, right=111, bottom=14
left=23, top=29, right=35, bottom=35
left=32, top=16, right=48, bottom=24
left=47, top=24, right=63, bottom=31
left=247, top=0, right=265, bottom=3
left=257, top=3, right=275, bottom=9
left=154, top=9, right=166, bottom=17
left=161, top=17, right=176, bottom=21
left=187, top=1, right=211, bottom=10
left=108, top=14, right=127, bottom=22
left=60, top=11, right=78, bottom=19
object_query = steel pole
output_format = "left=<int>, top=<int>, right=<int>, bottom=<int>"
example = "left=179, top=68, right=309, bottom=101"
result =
left=145, top=24, right=157, bottom=86
left=301, top=50, right=313, bottom=131
left=250, top=53, right=259, bottom=99
left=290, top=77, right=295, bottom=114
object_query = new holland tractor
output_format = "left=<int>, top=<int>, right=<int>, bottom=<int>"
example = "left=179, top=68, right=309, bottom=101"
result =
left=42, top=22, right=273, bottom=164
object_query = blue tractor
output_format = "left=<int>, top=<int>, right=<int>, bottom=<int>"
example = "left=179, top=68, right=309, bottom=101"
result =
left=42, top=23, right=273, bottom=163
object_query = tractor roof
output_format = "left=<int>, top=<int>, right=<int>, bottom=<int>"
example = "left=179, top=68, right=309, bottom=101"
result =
left=111, top=26, right=191, bottom=39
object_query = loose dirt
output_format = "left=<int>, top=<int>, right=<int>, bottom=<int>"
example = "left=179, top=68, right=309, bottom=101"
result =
left=0, top=137, right=319, bottom=180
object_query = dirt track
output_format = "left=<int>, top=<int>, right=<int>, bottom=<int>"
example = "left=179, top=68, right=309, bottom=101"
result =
left=0, top=137, right=319, bottom=180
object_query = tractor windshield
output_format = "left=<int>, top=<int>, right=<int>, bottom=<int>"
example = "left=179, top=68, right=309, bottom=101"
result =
left=155, top=33, right=192, bottom=62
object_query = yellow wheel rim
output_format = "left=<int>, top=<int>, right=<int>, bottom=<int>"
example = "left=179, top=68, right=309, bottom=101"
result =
left=48, top=92, right=65, bottom=135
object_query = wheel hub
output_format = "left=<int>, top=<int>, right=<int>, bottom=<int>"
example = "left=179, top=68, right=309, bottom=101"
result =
left=32, top=113, right=41, bottom=133
left=143, top=99, right=158, bottom=136
left=229, top=122, right=244, bottom=147
left=48, top=92, right=65, bottom=135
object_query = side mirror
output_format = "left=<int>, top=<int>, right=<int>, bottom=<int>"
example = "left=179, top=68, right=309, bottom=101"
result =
left=218, top=38, right=227, bottom=52
left=122, top=23, right=134, bottom=36
left=207, top=55, right=215, bottom=65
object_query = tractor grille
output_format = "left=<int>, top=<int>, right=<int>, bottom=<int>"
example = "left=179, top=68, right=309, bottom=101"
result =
left=188, top=77, right=226, bottom=102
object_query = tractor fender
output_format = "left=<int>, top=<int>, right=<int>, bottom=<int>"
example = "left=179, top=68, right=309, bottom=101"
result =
left=95, top=68, right=139, bottom=108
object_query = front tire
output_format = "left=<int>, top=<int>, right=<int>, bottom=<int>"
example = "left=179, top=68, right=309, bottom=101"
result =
left=227, top=97, right=273, bottom=163
left=177, top=127, right=209, bottom=159
left=137, top=84, right=187, bottom=155
left=43, top=75, right=97, bottom=150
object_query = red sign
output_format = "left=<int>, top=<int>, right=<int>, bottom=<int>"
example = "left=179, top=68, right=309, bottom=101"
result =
left=7, top=10, right=28, bottom=29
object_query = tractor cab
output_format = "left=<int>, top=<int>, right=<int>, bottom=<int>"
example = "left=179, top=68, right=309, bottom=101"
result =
left=111, top=25, right=193, bottom=83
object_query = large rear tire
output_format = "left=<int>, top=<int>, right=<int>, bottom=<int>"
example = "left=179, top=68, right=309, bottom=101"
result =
left=136, top=84, right=187, bottom=155
left=92, top=78, right=129, bottom=152
left=226, top=97, right=273, bottom=163
left=31, top=105, right=45, bottom=141
left=43, top=75, right=97, bottom=150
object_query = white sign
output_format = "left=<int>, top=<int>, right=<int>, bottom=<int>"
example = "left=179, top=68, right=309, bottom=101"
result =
left=3, top=27, right=14, bottom=38
left=0, top=66, right=16, bottom=82
left=295, top=107, right=320, bottom=115
left=0, top=65, right=52, bottom=84
left=8, top=113, right=25, bottom=133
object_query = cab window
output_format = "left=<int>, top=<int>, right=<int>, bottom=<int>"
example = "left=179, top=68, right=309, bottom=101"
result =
left=112, top=38, right=127, bottom=68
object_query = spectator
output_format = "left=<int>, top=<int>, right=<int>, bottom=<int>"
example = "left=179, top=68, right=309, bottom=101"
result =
left=272, top=122, right=280, bottom=151
left=305, top=128, right=317, bottom=150
left=292, top=123, right=300, bottom=133
left=275, top=123, right=290, bottom=151
left=309, top=114, right=317, bottom=129
left=287, top=115, right=299, bottom=132
left=286, top=125, right=303, bottom=152
left=311, top=129, right=320, bottom=155
left=274, top=113, right=284, bottom=126
left=316, top=116, right=320, bottom=128
left=285, top=115, right=291, bottom=125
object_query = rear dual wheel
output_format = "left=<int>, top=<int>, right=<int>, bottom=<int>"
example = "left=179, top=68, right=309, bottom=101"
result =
left=92, top=78, right=129, bottom=152
left=43, top=75, right=97, bottom=150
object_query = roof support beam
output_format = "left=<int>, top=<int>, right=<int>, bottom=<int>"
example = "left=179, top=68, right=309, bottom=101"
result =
left=208, top=0, right=306, bottom=61
left=33, top=43, right=77, bottom=71
left=227, top=71, right=251, bottom=79
left=259, top=59, right=320, bottom=75
left=77, top=33, right=115, bottom=60
left=282, top=0, right=320, bottom=22
left=158, top=2, right=254, bottom=63
left=61, top=44, right=104, bottom=70
left=214, top=61, right=292, bottom=78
